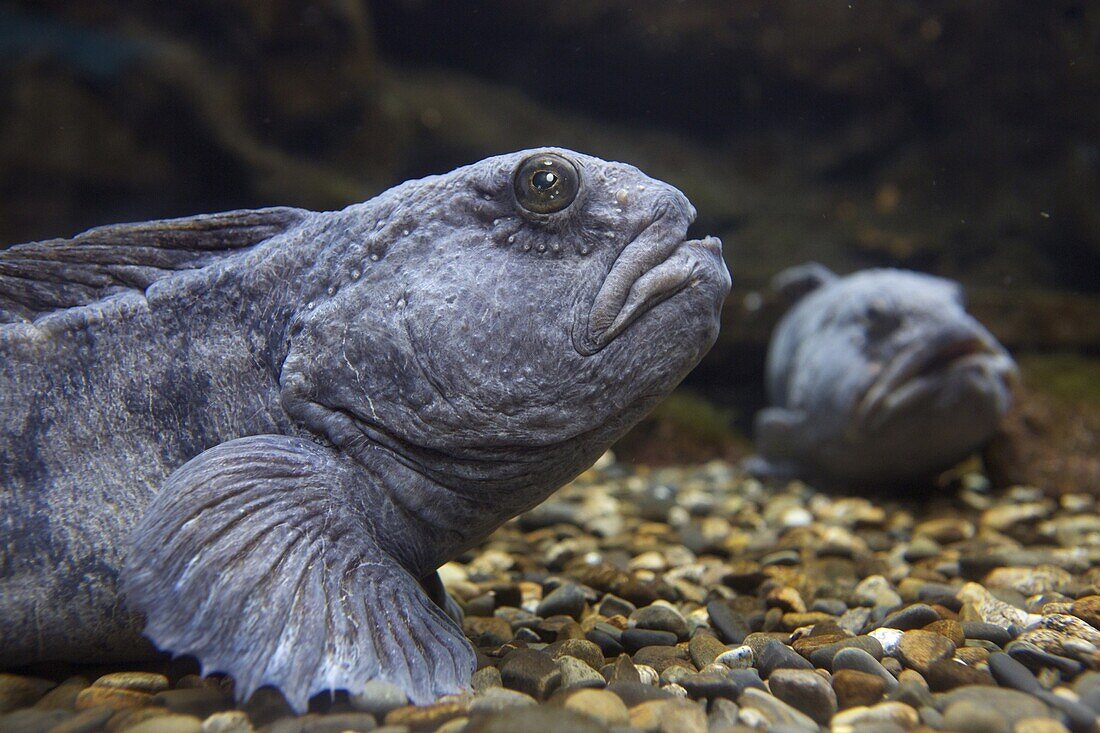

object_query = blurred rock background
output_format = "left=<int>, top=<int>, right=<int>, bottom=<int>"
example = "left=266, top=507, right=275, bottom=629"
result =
left=1, top=1, right=1096, bottom=489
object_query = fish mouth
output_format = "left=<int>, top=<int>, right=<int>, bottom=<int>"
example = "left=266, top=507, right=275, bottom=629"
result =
left=855, top=329, right=1018, bottom=431
left=572, top=205, right=726, bottom=356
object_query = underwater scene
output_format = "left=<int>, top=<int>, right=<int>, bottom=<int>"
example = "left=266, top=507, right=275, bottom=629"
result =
left=1, top=2, right=1099, bottom=732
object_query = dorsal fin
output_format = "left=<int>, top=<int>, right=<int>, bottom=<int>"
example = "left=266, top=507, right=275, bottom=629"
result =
left=771, top=261, right=837, bottom=305
left=0, top=207, right=307, bottom=323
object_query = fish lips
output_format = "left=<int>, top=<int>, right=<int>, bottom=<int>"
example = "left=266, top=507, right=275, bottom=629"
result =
left=854, top=327, right=1018, bottom=432
left=572, top=210, right=729, bottom=356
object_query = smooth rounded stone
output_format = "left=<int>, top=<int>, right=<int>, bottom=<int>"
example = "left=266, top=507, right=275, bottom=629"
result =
left=936, top=686, right=1050, bottom=724
left=586, top=628, right=625, bottom=657
left=464, top=705, right=606, bottom=733
left=201, top=710, right=256, bottom=733
left=675, top=672, right=740, bottom=701
left=914, top=517, right=974, bottom=544
left=471, top=666, right=503, bottom=694
left=1071, top=596, right=1100, bottom=629
left=469, top=687, right=537, bottom=713
left=537, top=584, right=588, bottom=620
left=74, top=686, right=151, bottom=712
left=630, top=698, right=707, bottom=733
left=886, top=679, right=935, bottom=712
left=39, top=705, right=111, bottom=733
left=153, top=688, right=233, bottom=719
left=300, top=713, right=380, bottom=733
left=1015, top=719, right=1072, bottom=733
left=812, top=598, right=848, bottom=616
left=896, top=629, right=956, bottom=674
left=688, top=633, right=727, bottom=669
left=501, top=648, right=563, bottom=700
left=558, top=656, right=607, bottom=690
left=868, top=628, right=904, bottom=656
left=757, top=639, right=813, bottom=678
left=706, top=601, right=750, bottom=645
left=552, top=639, right=606, bottom=671
left=853, top=575, right=903, bottom=610
left=989, top=652, right=1044, bottom=694
left=464, top=616, right=514, bottom=646
left=514, top=627, right=543, bottom=644
left=241, top=689, right=295, bottom=729
left=464, top=593, right=496, bottom=617
left=632, top=645, right=692, bottom=674
left=765, top=586, right=807, bottom=615
left=1033, top=690, right=1100, bottom=733
left=658, top=664, right=694, bottom=688
left=923, top=659, right=996, bottom=691
left=0, top=674, right=56, bottom=713
left=943, top=700, right=1011, bottom=733
left=598, top=594, right=637, bottom=619
left=125, top=713, right=203, bottom=733
left=736, top=687, right=818, bottom=731
left=92, top=673, right=169, bottom=695
left=622, top=629, right=679, bottom=654
left=880, top=604, right=941, bottom=631
left=957, top=583, right=1041, bottom=629
left=714, top=646, right=754, bottom=670
left=632, top=605, right=690, bottom=641
left=808, top=635, right=884, bottom=670
left=832, top=648, right=899, bottom=692
left=0, top=709, right=73, bottom=733
left=832, top=669, right=886, bottom=709
left=924, top=619, right=966, bottom=647
left=767, top=668, right=837, bottom=725
left=558, top=688, right=629, bottom=726
left=607, top=681, right=673, bottom=708
left=384, top=702, right=468, bottom=732
left=32, top=677, right=88, bottom=711
left=350, top=681, right=410, bottom=718
left=1007, top=640, right=1085, bottom=676
left=830, top=701, right=918, bottom=732
left=985, top=566, right=1074, bottom=597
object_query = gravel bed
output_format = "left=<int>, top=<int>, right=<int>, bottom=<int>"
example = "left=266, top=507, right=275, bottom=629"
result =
left=4, top=456, right=1100, bottom=733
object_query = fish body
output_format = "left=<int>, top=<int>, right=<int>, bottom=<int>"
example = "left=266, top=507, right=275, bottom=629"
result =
left=747, top=263, right=1015, bottom=487
left=0, top=149, right=730, bottom=708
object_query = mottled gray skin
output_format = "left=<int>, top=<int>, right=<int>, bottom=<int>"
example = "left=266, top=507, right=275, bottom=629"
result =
left=0, top=149, right=729, bottom=709
left=746, top=263, right=1016, bottom=487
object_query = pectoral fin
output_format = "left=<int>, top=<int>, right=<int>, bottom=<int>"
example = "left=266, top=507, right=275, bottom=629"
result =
left=121, top=435, right=474, bottom=712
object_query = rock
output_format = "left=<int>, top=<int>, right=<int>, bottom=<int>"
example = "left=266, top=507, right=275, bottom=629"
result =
left=829, top=701, right=919, bottom=732
left=963, top=621, right=1013, bottom=647
left=832, top=647, right=899, bottom=692
left=808, top=636, right=884, bottom=670
left=468, top=687, right=537, bottom=713
left=201, top=710, right=256, bottom=733
left=757, top=638, right=813, bottom=678
left=1014, top=720, right=1072, bottom=733
left=73, top=686, right=151, bottom=712
left=942, top=700, right=1010, bottom=733
left=92, top=673, right=169, bottom=694
left=585, top=628, right=624, bottom=657
left=557, top=656, right=606, bottom=690
left=464, top=705, right=606, bottom=732
left=464, top=617, right=514, bottom=646
left=706, top=698, right=740, bottom=730
left=558, top=688, right=629, bottom=726
left=598, top=594, right=636, bottom=618
left=552, top=639, right=605, bottom=671
left=632, top=604, right=689, bottom=640
left=42, top=705, right=112, bottom=733
left=0, top=709, right=73, bottom=733
left=896, top=629, right=956, bottom=674
left=384, top=702, right=468, bottom=732
left=989, top=652, right=1043, bottom=694
left=501, top=649, right=563, bottom=700
left=706, top=600, right=750, bottom=645
left=1071, top=596, right=1100, bottom=629
left=302, top=712, right=380, bottom=732
left=687, top=632, right=726, bottom=668
left=853, top=575, right=903, bottom=610
left=124, top=713, right=204, bottom=733
left=537, top=584, right=587, bottom=620
left=832, top=668, right=886, bottom=709
left=984, top=565, right=1073, bottom=597
left=676, top=672, right=740, bottom=701
left=622, top=628, right=679, bottom=654
left=350, top=680, right=409, bottom=717
left=736, top=687, right=818, bottom=731
left=33, top=677, right=88, bottom=711
left=241, top=688, right=294, bottom=729
left=714, top=645, right=754, bottom=669
left=924, top=619, right=966, bottom=647
left=767, top=668, right=838, bottom=725
left=880, top=604, right=940, bottom=630
left=936, top=686, right=1050, bottom=725
left=471, top=666, right=503, bottom=694
left=0, top=674, right=56, bottom=713
left=629, top=698, right=707, bottom=733
left=152, top=688, right=232, bottom=719
left=957, top=582, right=1040, bottom=629
left=607, top=680, right=672, bottom=707
left=1006, top=640, right=1084, bottom=676
left=923, top=659, right=996, bottom=691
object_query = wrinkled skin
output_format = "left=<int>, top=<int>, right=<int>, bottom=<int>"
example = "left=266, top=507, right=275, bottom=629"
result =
left=746, top=263, right=1016, bottom=487
left=0, top=149, right=729, bottom=708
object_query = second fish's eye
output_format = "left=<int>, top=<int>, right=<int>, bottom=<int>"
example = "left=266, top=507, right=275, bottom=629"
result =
left=514, top=154, right=580, bottom=214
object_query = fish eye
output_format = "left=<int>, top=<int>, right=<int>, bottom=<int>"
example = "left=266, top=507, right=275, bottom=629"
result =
left=513, top=154, right=580, bottom=215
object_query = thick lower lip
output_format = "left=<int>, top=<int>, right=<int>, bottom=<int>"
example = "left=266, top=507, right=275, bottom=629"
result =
left=573, top=229, right=725, bottom=355
left=856, top=332, right=1017, bottom=429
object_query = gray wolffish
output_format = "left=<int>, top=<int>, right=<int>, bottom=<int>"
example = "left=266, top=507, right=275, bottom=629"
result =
left=746, top=263, right=1016, bottom=488
left=0, top=149, right=730, bottom=710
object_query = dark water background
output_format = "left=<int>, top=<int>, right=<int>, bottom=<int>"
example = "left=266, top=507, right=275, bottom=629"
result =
left=2, top=1, right=1097, bottom=488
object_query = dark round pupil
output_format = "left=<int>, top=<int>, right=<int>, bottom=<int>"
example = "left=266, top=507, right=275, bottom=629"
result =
left=531, top=170, right=558, bottom=192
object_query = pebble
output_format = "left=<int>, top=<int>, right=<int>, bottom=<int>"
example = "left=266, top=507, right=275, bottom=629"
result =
left=936, top=686, right=1051, bottom=725
left=831, top=669, right=887, bottom=708
left=556, top=688, right=629, bottom=726
left=632, top=604, right=689, bottom=640
left=880, top=603, right=941, bottom=630
left=350, top=680, right=408, bottom=717
left=557, top=655, right=607, bottom=689
left=384, top=701, right=468, bottom=731
left=677, top=671, right=740, bottom=701
left=756, top=638, right=813, bottom=677
left=536, top=583, right=587, bottom=620
left=832, top=647, right=899, bottom=692
left=153, top=688, right=232, bottom=718
left=73, top=686, right=151, bottom=712
left=767, top=668, right=838, bottom=724
left=33, top=677, right=88, bottom=711
left=830, top=701, right=919, bottom=732
left=464, top=705, right=606, bottom=732
left=622, top=628, right=680, bottom=654
left=501, top=648, right=563, bottom=700
left=924, top=658, right=996, bottom=690
left=124, top=713, right=203, bottom=733
left=990, top=651, right=1045, bottom=693
left=0, top=675, right=55, bottom=713
left=44, top=705, right=113, bottom=733
left=200, top=710, right=256, bottom=733
left=687, top=632, right=726, bottom=668
left=808, top=636, right=885, bottom=670
left=737, top=687, right=819, bottom=731
left=896, top=629, right=956, bottom=674
left=714, top=645, right=755, bottom=669
left=469, top=687, right=537, bottom=712
left=942, top=699, right=1011, bottom=733
left=630, top=697, right=707, bottom=733
left=706, top=600, right=750, bottom=644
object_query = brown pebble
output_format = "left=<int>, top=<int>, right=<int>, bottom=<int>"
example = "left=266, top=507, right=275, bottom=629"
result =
left=464, top=616, right=515, bottom=646
left=105, top=707, right=171, bottom=732
left=384, top=701, right=468, bottom=732
left=831, top=669, right=886, bottom=709
left=550, top=638, right=605, bottom=671
left=34, top=676, right=89, bottom=710
left=559, top=688, right=630, bottom=726
left=629, top=697, right=707, bottom=733
left=955, top=646, right=991, bottom=665
left=782, top=612, right=836, bottom=629
left=74, top=686, right=152, bottom=712
left=92, top=673, right=169, bottom=694
left=924, top=619, right=965, bottom=647
left=688, top=632, right=726, bottom=669
left=923, top=659, right=996, bottom=691
left=0, top=673, right=56, bottom=712
left=122, top=713, right=202, bottom=733
left=897, top=629, right=956, bottom=674
left=1071, top=595, right=1100, bottom=630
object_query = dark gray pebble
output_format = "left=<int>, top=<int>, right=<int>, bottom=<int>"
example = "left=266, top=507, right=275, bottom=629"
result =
left=1035, top=689, right=1100, bottom=733
left=621, top=628, right=678, bottom=654
left=757, top=639, right=814, bottom=678
left=879, top=603, right=940, bottom=631
left=887, top=679, right=935, bottom=710
left=500, top=649, right=562, bottom=701
left=706, top=600, right=750, bottom=644
left=923, top=659, right=995, bottom=691
left=464, top=593, right=496, bottom=617
left=962, top=622, right=1012, bottom=647
left=1006, top=640, right=1084, bottom=677
left=678, top=672, right=740, bottom=701
left=808, top=636, right=884, bottom=670
left=727, top=669, right=768, bottom=696
left=606, top=680, right=673, bottom=708
left=597, top=594, right=636, bottom=618
left=812, top=598, right=848, bottom=616
left=632, top=605, right=689, bottom=640
left=832, top=647, right=899, bottom=692
left=464, top=705, right=608, bottom=733
left=153, top=687, right=233, bottom=718
left=767, top=668, right=837, bottom=725
left=514, top=627, right=542, bottom=643
left=302, top=712, right=380, bottom=733
left=988, top=652, right=1042, bottom=694
left=586, top=629, right=624, bottom=657
left=537, top=584, right=587, bottom=620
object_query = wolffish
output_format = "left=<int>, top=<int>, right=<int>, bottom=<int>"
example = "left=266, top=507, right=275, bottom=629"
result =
left=0, top=149, right=729, bottom=709
left=745, top=263, right=1016, bottom=487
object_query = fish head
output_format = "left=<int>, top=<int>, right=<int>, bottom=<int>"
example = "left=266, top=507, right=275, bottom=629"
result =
left=282, top=148, right=729, bottom=489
